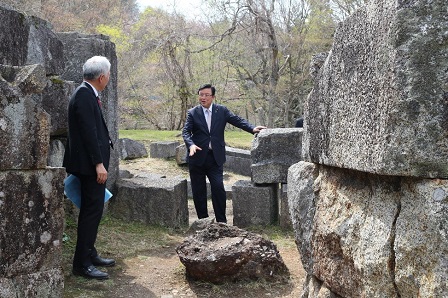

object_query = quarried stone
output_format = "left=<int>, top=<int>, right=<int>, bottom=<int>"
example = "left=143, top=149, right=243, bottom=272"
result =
left=224, top=146, right=251, bottom=176
left=0, top=168, right=65, bottom=277
left=57, top=31, right=119, bottom=192
left=118, top=138, right=148, bottom=160
left=0, top=7, right=64, bottom=75
left=47, top=139, right=65, bottom=167
left=0, top=64, right=47, bottom=95
left=111, top=177, right=188, bottom=228
left=232, top=180, right=278, bottom=227
left=288, top=163, right=448, bottom=297
left=287, top=161, right=318, bottom=274
left=0, top=268, right=64, bottom=298
left=251, top=128, right=302, bottom=184
left=150, top=141, right=180, bottom=159
left=176, top=223, right=289, bottom=283
left=38, top=77, right=75, bottom=136
left=175, top=143, right=187, bottom=165
left=395, top=178, right=448, bottom=298
left=279, top=184, right=292, bottom=230
left=303, top=0, right=448, bottom=178
left=0, top=81, right=50, bottom=170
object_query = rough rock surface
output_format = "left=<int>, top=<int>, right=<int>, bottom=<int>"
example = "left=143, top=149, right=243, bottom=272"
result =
left=251, top=128, right=302, bottom=184
left=176, top=223, right=289, bottom=283
left=303, top=0, right=448, bottom=178
left=288, top=161, right=448, bottom=297
left=118, top=138, right=148, bottom=160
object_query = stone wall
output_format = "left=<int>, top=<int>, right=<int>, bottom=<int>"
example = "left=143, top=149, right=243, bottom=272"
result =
left=0, top=5, right=119, bottom=296
left=0, top=7, right=66, bottom=293
left=290, top=0, right=448, bottom=297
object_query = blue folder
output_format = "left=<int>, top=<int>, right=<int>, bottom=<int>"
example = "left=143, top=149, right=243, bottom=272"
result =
left=63, top=174, right=113, bottom=208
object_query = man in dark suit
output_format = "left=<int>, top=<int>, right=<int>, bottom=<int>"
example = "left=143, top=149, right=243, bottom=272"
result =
left=63, top=56, right=115, bottom=280
left=182, top=84, right=266, bottom=223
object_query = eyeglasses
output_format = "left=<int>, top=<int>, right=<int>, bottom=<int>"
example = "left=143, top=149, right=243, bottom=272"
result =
left=199, top=93, right=213, bottom=97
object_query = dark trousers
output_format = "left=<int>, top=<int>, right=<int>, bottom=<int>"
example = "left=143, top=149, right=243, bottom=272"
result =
left=189, top=150, right=227, bottom=223
left=73, top=174, right=105, bottom=268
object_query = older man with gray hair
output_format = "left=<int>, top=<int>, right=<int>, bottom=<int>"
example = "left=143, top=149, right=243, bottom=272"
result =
left=63, top=56, right=115, bottom=280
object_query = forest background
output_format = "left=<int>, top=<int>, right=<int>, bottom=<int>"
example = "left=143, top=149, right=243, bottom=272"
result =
left=3, top=0, right=365, bottom=130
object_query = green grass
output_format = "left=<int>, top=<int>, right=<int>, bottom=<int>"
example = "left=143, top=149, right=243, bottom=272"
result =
left=119, top=129, right=256, bottom=150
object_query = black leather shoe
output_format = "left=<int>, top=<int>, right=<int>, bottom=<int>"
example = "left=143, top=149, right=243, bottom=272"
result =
left=72, top=265, right=109, bottom=280
left=91, top=255, right=116, bottom=267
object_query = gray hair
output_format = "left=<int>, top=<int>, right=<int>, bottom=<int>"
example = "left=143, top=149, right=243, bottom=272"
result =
left=83, top=56, right=111, bottom=80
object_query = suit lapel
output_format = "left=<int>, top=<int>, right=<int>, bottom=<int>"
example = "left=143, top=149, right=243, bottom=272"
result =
left=197, top=106, right=208, bottom=132
left=209, top=104, right=218, bottom=132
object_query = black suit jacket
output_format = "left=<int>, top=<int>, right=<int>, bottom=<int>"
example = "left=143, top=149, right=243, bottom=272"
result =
left=182, top=104, right=254, bottom=166
left=63, top=82, right=111, bottom=175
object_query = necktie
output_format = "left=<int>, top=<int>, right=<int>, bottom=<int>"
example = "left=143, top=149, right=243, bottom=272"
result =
left=97, top=96, right=102, bottom=108
left=205, top=109, right=211, bottom=131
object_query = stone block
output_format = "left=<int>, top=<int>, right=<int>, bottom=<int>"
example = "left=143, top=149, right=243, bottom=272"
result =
left=251, top=128, right=302, bottom=184
left=0, top=268, right=64, bottom=298
left=279, top=183, right=292, bottom=230
left=47, top=138, right=65, bottom=167
left=232, top=180, right=278, bottom=228
left=0, top=168, right=65, bottom=277
left=224, top=146, right=251, bottom=176
left=0, top=81, right=50, bottom=170
left=118, top=138, right=148, bottom=160
left=0, top=7, right=29, bottom=67
left=287, top=161, right=319, bottom=274
left=175, top=143, right=188, bottom=165
left=38, top=77, right=75, bottom=136
left=150, top=141, right=180, bottom=158
left=288, top=162, right=448, bottom=297
left=0, top=7, right=64, bottom=75
left=303, top=0, right=448, bottom=178
left=112, top=177, right=188, bottom=228
left=395, top=177, right=448, bottom=298
left=0, top=64, right=47, bottom=95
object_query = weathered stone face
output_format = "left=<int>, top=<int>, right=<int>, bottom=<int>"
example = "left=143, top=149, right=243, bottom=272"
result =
left=0, top=79, right=50, bottom=170
left=303, top=0, right=448, bottom=178
left=0, top=7, right=64, bottom=75
left=118, top=138, right=148, bottom=160
left=38, top=77, right=75, bottom=136
left=232, top=180, right=278, bottom=227
left=251, top=128, right=303, bottom=184
left=0, top=168, right=65, bottom=277
left=395, top=178, right=448, bottom=298
left=0, top=7, right=29, bottom=67
left=288, top=161, right=448, bottom=297
left=176, top=223, right=289, bottom=283
left=111, top=177, right=189, bottom=228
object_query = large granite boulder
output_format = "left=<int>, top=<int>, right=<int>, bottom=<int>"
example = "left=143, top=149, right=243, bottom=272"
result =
left=288, top=161, right=448, bottom=297
left=176, top=223, right=289, bottom=283
left=303, top=0, right=448, bottom=178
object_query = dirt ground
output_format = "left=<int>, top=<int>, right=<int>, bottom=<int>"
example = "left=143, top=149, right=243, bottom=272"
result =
left=63, top=157, right=306, bottom=298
